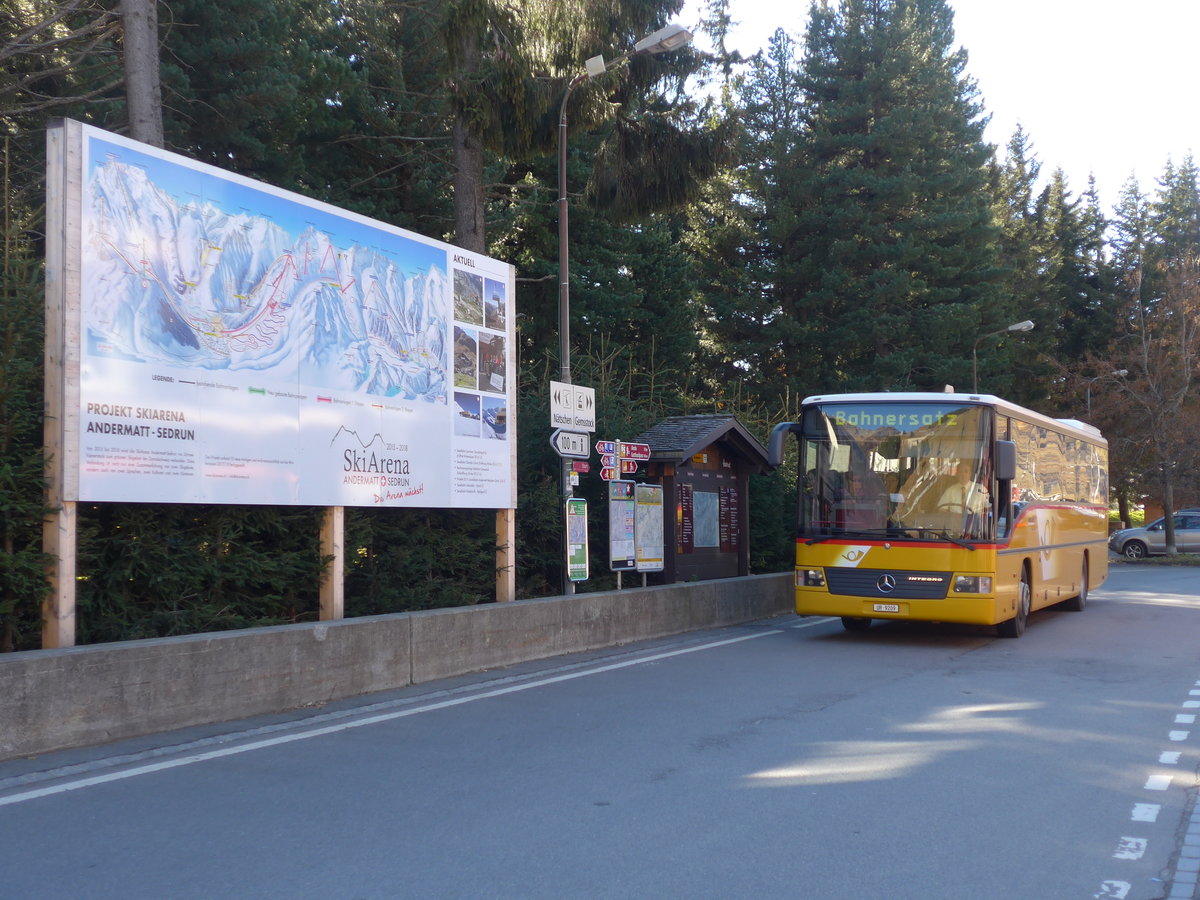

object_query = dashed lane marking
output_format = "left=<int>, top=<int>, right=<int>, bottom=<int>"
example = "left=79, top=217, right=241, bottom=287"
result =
left=1131, top=803, right=1161, bottom=823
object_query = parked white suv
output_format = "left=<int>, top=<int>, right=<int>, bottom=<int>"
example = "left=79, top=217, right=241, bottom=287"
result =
left=1109, top=510, right=1200, bottom=558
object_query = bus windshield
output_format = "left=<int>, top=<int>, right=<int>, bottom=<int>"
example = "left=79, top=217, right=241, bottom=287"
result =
left=797, top=402, right=995, bottom=543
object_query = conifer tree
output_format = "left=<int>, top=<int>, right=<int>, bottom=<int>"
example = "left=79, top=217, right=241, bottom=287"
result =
left=1150, top=155, right=1200, bottom=267
left=1111, top=158, right=1200, bottom=333
left=1110, top=176, right=1151, bottom=289
left=0, top=193, right=49, bottom=651
left=994, top=126, right=1045, bottom=313
left=989, top=126, right=1056, bottom=402
left=783, top=0, right=1002, bottom=396
left=1040, top=169, right=1112, bottom=366
left=687, top=28, right=806, bottom=403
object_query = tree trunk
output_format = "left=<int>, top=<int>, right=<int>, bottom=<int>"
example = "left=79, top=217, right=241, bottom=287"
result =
left=120, top=0, right=164, bottom=148
left=1163, top=471, right=1177, bottom=555
left=452, top=115, right=485, bottom=254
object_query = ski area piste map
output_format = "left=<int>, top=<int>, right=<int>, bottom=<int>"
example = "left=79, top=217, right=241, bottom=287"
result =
left=71, top=124, right=515, bottom=509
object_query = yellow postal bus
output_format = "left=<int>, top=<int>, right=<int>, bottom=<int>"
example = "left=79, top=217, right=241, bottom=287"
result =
left=767, top=392, right=1108, bottom=637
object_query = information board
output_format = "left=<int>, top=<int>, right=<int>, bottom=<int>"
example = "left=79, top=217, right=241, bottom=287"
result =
left=54, top=121, right=516, bottom=508
left=608, top=479, right=636, bottom=571
left=566, top=497, right=590, bottom=581
left=677, top=483, right=694, bottom=553
left=635, top=483, right=664, bottom=572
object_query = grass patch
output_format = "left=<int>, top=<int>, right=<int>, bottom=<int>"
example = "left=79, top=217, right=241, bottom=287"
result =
left=1111, top=553, right=1200, bottom=566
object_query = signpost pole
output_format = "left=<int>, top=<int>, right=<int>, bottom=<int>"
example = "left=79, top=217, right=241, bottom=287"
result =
left=557, top=77, right=579, bottom=597
left=550, top=385, right=595, bottom=594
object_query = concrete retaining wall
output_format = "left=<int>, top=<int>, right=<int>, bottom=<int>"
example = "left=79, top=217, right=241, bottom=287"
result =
left=0, top=573, right=791, bottom=761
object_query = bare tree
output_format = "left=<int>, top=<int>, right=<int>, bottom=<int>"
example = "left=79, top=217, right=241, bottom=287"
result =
left=0, top=1, right=121, bottom=116
left=1108, top=259, right=1200, bottom=552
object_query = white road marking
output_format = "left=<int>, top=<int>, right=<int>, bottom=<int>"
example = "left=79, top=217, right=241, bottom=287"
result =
left=1114, top=677, right=1200, bottom=898
left=1131, top=803, right=1160, bottom=822
left=791, top=617, right=838, bottom=630
left=1113, top=837, right=1147, bottom=860
left=0, top=628, right=780, bottom=808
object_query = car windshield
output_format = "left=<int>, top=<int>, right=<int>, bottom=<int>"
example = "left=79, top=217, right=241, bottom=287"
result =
left=797, top=402, right=994, bottom=542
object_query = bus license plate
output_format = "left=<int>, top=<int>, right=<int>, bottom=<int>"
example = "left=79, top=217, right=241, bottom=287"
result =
left=873, top=603, right=900, bottom=613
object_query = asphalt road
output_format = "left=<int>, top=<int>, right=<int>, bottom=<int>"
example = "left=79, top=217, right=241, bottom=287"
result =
left=2, top=564, right=1199, bottom=900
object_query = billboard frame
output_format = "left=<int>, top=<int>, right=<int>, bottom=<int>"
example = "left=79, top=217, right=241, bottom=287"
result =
left=42, top=119, right=519, bottom=647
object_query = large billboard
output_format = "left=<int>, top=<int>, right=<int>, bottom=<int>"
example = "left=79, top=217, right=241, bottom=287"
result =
left=51, top=121, right=516, bottom=508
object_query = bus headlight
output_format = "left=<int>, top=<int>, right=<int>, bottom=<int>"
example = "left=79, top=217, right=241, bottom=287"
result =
left=797, top=568, right=826, bottom=587
left=954, top=575, right=993, bottom=594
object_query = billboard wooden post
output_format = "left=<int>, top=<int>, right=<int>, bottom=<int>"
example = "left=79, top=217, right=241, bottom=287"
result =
left=319, top=506, right=345, bottom=620
left=495, top=508, right=515, bottom=602
left=43, top=118, right=82, bottom=649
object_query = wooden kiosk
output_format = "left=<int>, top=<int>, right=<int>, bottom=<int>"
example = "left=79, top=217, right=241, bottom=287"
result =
left=631, top=415, right=771, bottom=584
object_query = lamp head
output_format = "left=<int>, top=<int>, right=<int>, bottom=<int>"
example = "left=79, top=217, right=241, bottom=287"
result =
left=584, top=55, right=607, bottom=78
left=1007, top=320, right=1035, bottom=333
left=633, top=23, right=693, bottom=55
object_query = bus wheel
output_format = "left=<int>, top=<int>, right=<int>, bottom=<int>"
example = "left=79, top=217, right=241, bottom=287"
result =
left=997, top=568, right=1031, bottom=638
left=1063, top=557, right=1088, bottom=612
left=841, top=617, right=872, bottom=632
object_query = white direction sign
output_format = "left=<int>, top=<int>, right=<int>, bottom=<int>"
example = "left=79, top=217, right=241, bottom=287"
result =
left=550, top=429, right=590, bottom=459
left=550, top=380, right=596, bottom=432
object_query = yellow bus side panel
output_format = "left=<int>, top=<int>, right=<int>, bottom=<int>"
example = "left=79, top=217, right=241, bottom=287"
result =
left=1002, top=504, right=1108, bottom=611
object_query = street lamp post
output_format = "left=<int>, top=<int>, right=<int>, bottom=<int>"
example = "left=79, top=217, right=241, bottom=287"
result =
left=972, top=319, right=1034, bottom=393
left=1085, top=369, right=1128, bottom=413
left=556, top=23, right=693, bottom=594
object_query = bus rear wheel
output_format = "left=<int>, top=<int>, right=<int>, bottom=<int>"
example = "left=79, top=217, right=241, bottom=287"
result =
left=1062, top=557, right=1088, bottom=612
left=997, top=567, right=1031, bottom=638
left=841, top=617, right=873, bottom=632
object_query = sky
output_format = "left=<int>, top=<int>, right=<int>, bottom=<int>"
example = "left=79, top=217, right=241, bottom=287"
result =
left=680, top=0, right=1200, bottom=212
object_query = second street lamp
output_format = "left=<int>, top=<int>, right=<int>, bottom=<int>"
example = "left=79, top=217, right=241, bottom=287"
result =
left=972, top=319, right=1034, bottom=393
left=557, top=23, right=693, bottom=388
left=1086, top=369, right=1128, bottom=413
left=556, top=23, right=693, bottom=594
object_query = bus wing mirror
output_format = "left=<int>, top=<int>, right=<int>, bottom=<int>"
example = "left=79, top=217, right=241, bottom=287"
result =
left=768, top=422, right=799, bottom=469
left=995, top=440, right=1017, bottom=481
